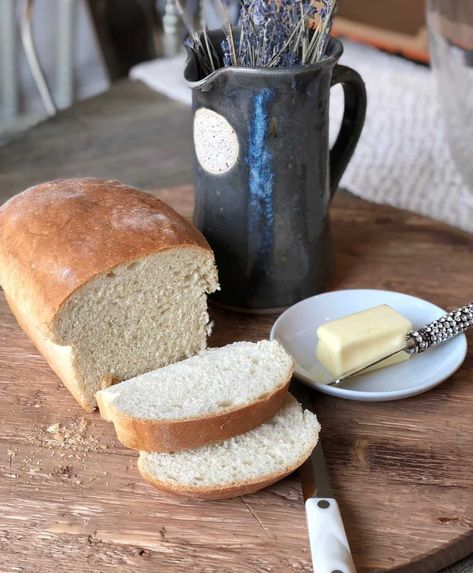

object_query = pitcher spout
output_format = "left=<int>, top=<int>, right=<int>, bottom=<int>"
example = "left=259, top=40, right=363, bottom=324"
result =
left=184, top=28, right=236, bottom=91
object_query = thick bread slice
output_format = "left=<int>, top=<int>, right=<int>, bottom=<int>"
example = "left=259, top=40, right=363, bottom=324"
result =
left=96, top=340, right=293, bottom=451
left=138, top=394, right=320, bottom=500
left=0, top=178, right=218, bottom=411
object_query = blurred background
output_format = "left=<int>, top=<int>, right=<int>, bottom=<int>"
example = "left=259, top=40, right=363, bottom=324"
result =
left=0, top=0, right=471, bottom=231
left=0, top=0, right=430, bottom=143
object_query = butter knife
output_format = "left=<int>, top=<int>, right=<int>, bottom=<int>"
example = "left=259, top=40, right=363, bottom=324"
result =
left=292, top=381, right=356, bottom=573
left=329, top=302, right=473, bottom=386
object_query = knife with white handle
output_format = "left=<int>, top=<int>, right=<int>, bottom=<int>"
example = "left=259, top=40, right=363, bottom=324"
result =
left=329, top=302, right=473, bottom=386
left=292, top=381, right=356, bottom=573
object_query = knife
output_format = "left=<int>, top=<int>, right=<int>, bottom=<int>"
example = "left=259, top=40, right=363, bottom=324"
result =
left=292, top=380, right=356, bottom=573
left=329, top=302, right=473, bottom=386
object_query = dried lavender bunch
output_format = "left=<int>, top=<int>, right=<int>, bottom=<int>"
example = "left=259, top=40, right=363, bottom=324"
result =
left=179, top=0, right=338, bottom=73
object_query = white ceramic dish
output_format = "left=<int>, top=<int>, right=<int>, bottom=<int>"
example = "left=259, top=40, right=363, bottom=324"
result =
left=270, top=289, right=468, bottom=401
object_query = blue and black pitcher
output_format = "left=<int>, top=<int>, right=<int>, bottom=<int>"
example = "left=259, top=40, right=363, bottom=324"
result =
left=185, top=29, right=366, bottom=312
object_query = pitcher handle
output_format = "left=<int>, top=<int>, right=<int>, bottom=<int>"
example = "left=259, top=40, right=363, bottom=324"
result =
left=329, top=64, right=367, bottom=197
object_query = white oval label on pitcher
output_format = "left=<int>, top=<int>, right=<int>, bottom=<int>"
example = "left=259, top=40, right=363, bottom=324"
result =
left=193, top=108, right=239, bottom=175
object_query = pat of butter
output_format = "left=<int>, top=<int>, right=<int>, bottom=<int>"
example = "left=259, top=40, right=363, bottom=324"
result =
left=316, top=304, right=413, bottom=379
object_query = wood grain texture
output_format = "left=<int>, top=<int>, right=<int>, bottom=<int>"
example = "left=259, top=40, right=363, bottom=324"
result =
left=0, top=184, right=471, bottom=573
left=0, top=80, right=471, bottom=572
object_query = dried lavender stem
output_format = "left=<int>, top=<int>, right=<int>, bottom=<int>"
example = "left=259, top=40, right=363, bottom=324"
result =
left=292, top=2, right=305, bottom=54
left=202, top=26, right=216, bottom=72
left=227, top=23, right=238, bottom=65
left=214, top=0, right=238, bottom=65
left=305, top=26, right=321, bottom=64
left=266, top=6, right=311, bottom=68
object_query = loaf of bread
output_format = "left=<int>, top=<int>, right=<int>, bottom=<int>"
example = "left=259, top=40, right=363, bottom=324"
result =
left=96, top=340, right=293, bottom=451
left=0, top=178, right=219, bottom=411
left=138, top=394, right=320, bottom=500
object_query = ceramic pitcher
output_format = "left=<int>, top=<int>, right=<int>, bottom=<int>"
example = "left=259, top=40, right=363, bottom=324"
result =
left=185, top=30, right=367, bottom=312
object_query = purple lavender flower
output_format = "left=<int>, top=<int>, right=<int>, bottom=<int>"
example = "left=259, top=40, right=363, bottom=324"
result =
left=221, top=38, right=233, bottom=67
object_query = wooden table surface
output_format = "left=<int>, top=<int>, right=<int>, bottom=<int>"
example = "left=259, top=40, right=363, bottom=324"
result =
left=0, top=81, right=472, bottom=573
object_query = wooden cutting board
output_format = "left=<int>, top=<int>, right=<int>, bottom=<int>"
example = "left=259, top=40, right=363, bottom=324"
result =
left=0, top=186, right=472, bottom=573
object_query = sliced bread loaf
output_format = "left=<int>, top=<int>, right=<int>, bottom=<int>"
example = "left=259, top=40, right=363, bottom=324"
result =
left=138, top=394, right=320, bottom=500
left=0, top=178, right=218, bottom=411
left=96, top=340, right=293, bottom=451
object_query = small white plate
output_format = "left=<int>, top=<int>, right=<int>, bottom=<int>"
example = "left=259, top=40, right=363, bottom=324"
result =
left=270, top=289, right=468, bottom=401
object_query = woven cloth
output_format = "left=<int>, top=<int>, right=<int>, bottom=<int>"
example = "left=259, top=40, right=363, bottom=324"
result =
left=130, top=41, right=472, bottom=233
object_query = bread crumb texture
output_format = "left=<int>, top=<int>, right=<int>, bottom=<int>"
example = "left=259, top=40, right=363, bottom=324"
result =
left=98, top=339, right=293, bottom=420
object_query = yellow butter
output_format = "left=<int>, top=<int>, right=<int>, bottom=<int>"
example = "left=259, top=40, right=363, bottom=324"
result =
left=316, top=304, right=412, bottom=379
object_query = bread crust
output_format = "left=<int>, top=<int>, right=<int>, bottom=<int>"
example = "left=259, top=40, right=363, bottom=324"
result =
left=0, top=178, right=214, bottom=337
left=137, top=438, right=315, bottom=500
left=96, top=371, right=292, bottom=451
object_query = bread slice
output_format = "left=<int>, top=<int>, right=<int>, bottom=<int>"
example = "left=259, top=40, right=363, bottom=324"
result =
left=0, top=179, right=218, bottom=411
left=96, top=340, right=293, bottom=451
left=138, top=394, right=320, bottom=500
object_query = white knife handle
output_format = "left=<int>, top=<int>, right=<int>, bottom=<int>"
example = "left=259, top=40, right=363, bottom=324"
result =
left=305, top=498, right=356, bottom=573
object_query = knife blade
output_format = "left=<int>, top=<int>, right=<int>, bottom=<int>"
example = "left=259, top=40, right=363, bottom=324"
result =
left=327, top=343, right=413, bottom=386
left=292, top=380, right=333, bottom=500
left=298, top=440, right=333, bottom=501
left=291, top=380, right=356, bottom=573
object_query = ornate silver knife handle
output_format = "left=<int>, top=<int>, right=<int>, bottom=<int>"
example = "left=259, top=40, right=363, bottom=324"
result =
left=407, top=302, right=473, bottom=354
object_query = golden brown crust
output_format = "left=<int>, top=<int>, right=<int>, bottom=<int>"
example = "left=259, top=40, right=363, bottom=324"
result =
left=0, top=178, right=213, bottom=336
left=137, top=442, right=314, bottom=501
left=3, top=291, right=95, bottom=411
left=97, top=374, right=291, bottom=451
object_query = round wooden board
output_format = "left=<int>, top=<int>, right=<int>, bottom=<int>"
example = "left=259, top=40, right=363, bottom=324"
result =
left=154, top=186, right=473, bottom=572
left=0, top=185, right=471, bottom=573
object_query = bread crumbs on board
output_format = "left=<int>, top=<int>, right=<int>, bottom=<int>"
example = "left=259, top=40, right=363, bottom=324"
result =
left=22, top=416, right=108, bottom=467
left=4, top=416, right=112, bottom=491
left=7, top=417, right=110, bottom=486
left=37, top=417, right=104, bottom=454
